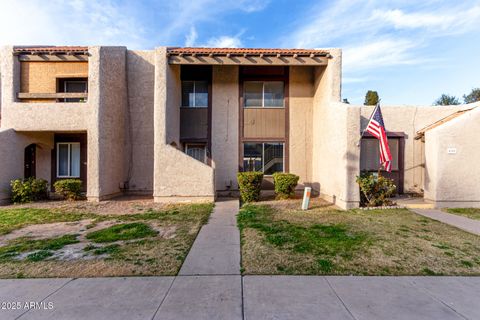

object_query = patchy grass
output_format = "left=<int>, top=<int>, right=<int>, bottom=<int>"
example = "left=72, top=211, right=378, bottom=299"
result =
left=26, top=250, right=54, bottom=262
left=86, top=223, right=158, bottom=243
left=239, top=203, right=480, bottom=275
left=0, top=235, right=79, bottom=261
left=0, top=202, right=213, bottom=278
left=0, top=208, right=93, bottom=235
left=446, top=208, right=480, bottom=220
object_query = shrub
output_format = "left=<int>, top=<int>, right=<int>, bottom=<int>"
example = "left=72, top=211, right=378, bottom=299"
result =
left=356, top=171, right=396, bottom=207
left=272, top=173, right=299, bottom=199
left=53, top=179, right=83, bottom=200
left=237, top=171, right=264, bottom=203
left=10, top=178, right=49, bottom=204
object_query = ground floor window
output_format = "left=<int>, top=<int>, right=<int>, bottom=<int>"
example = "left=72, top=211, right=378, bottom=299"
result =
left=243, top=142, right=284, bottom=175
left=360, top=138, right=399, bottom=171
left=185, top=144, right=207, bottom=163
left=57, top=142, right=81, bottom=178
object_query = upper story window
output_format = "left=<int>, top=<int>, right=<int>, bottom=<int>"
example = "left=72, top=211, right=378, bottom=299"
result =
left=182, top=81, right=208, bottom=108
left=244, top=81, right=284, bottom=108
left=57, top=78, right=88, bottom=102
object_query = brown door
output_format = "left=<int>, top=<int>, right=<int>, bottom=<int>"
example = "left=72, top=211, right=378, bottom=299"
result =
left=24, top=144, right=36, bottom=178
left=360, top=135, right=405, bottom=194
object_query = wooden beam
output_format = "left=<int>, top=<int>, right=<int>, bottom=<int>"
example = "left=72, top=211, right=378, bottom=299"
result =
left=168, top=55, right=328, bottom=66
left=18, top=54, right=88, bottom=62
left=17, top=92, right=88, bottom=99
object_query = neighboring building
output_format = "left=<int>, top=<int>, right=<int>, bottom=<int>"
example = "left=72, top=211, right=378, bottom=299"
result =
left=0, top=46, right=478, bottom=208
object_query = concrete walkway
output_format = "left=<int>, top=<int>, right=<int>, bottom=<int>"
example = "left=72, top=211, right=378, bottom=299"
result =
left=412, top=208, right=480, bottom=235
left=179, top=199, right=240, bottom=275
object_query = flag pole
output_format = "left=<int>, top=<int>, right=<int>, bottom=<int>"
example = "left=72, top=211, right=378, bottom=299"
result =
left=357, top=100, right=381, bottom=147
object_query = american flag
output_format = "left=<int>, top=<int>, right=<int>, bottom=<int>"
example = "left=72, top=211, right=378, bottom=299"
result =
left=365, top=105, right=392, bottom=172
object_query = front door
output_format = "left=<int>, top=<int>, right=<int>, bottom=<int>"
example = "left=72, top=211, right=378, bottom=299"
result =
left=24, top=144, right=36, bottom=178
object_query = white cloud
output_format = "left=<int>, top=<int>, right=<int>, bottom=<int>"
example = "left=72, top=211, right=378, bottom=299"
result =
left=343, top=39, right=419, bottom=72
left=185, top=26, right=198, bottom=47
left=372, top=6, right=480, bottom=32
left=205, top=36, right=243, bottom=48
left=282, top=0, right=480, bottom=74
left=0, top=0, right=270, bottom=49
left=0, top=0, right=147, bottom=48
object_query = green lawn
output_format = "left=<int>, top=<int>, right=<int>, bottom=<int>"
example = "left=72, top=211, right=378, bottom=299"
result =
left=446, top=208, right=480, bottom=221
left=239, top=203, right=480, bottom=275
left=0, top=203, right=213, bottom=278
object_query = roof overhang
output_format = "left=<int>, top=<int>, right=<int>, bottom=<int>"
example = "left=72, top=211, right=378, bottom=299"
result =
left=415, top=107, right=476, bottom=140
left=13, top=46, right=89, bottom=62
left=167, top=47, right=330, bottom=66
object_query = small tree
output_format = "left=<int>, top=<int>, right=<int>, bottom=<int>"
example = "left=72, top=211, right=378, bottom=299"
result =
left=463, top=88, right=480, bottom=104
left=433, top=94, right=460, bottom=106
left=364, top=90, right=379, bottom=105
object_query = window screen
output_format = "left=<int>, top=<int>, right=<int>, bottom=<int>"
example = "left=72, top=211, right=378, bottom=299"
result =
left=360, top=138, right=399, bottom=171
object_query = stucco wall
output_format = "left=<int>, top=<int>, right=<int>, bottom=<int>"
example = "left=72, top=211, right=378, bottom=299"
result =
left=95, top=47, right=127, bottom=200
left=125, top=50, right=155, bottom=193
left=424, top=105, right=480, bottom=207
left=359, top=104, right=470, bottom=194
left=310, top=49, right=359, bottom=209
left=0, top=130, right=53, bottom=203
left=153, top=47, right=214, bottom=201
left=289, top=66, right=314, bottom=186
left=212, top=65, right=239, bottom=192
left=1, top=46, right=92, bottom=131
left=20, top=61, right=88, bottom=102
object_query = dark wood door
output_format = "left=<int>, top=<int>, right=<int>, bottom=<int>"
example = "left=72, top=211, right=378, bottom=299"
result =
left=24, top=144, right=36, bottom=178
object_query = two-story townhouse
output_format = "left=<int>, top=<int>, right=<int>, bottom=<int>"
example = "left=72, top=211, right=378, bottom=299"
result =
left=0, top=45, right=479, bottom=209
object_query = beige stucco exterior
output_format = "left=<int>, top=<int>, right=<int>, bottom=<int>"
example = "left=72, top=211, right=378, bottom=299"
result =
left=423, top=104, right=480, bottom=207
left=212, top=65, right=239, bottom=193
left=1, top=45, right=479, bottom=209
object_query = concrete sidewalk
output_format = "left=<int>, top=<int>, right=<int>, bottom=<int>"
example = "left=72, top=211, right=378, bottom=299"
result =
left=412, top=208, right=480, bottom=235
left=2, top=276, right=480, bottom=320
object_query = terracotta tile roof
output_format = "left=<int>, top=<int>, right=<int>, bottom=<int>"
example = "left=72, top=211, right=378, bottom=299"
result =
left=13, top=46, right=88, bottom=54
left=167, top=47, right=330, bottom=56
left=415, top=107, right=477, bottom=139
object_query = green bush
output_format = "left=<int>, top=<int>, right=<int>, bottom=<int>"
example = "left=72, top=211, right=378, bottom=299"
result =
left=237, top=171, right=264, bottom=203
left=10, top=178, right=49, bottom=204
left=356, top=171, right=396, bottom=207
left=53, top=179, right=83, bottom=200
left=272, top=173, right=299, bottom=199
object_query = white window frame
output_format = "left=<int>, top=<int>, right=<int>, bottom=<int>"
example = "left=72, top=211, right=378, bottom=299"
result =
left=56, top=142, right=81, bottom=178
left=185, top=144, right=207, bottom=163
left=181, top=81, right=208, bottom=108
left=244, top=81, right=285, bottom=108
left=243, top=142, right=285, bottom=175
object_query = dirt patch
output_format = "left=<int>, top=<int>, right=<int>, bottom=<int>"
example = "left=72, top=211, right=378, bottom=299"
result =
left=5, top=195, right=174, bottom=216
left=0, top=220, right=94, bottom=246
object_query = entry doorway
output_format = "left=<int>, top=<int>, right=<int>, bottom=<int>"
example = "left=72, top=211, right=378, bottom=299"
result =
left=24, top=144, right=36, bottom=178
left=360, top=134, right=405, bottom=194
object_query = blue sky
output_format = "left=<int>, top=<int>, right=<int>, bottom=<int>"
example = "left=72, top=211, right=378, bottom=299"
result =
left=1, top=0, right=479, bottom=105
